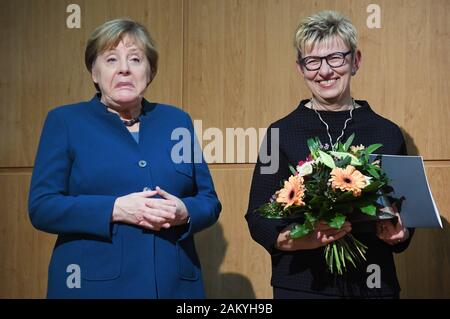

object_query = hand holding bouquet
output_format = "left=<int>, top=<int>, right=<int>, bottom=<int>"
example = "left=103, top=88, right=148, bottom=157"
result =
left=255, top=134, right=393, bottom=275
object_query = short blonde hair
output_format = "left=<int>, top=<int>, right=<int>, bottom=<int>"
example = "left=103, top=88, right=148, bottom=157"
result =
left=85, top=18, right=158, bottom=88
left=293, top=11, right=357, bottom=60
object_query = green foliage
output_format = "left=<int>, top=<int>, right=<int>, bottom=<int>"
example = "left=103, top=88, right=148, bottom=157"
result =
left=254, top=202, right=283, bottom=218
left=307, top=137, right=321, bottom=159
left=363, top=181, right=384, bottom=193
left=330, top=151, right=363, bottom=166
left=365, top=143, right=382, bottom=155
left=358, top=204, right=377, bottom=216
left=328, top=213, right=346, bottom=229
left=335, top=155, right=352, bottom=168
left=343, top=133, right=355, bottom=151
left=290, top=223, right=311, bottom=238
left=289, top=165, right=297, bottom=175
left=318, top=150, right=336, bottom=169
left=366, top=165, right=380, bottom=179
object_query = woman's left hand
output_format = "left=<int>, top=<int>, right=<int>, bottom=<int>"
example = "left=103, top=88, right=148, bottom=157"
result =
left=147, top=186, right=189, bottom=226
left=376, top=212, right=409, bottom=245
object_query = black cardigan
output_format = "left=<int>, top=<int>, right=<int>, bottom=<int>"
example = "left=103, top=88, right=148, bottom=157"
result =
left=245, top=100, right=414, bottom=297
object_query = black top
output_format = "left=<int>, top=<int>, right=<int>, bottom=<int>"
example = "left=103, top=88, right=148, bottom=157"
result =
left=245, top=99, right=414, bottom=297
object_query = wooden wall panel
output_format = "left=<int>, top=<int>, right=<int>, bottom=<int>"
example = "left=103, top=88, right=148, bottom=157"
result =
left=395, top=164, right=450, bottom=298
left=183, top=0, right=298, bottom=141
left=352, top=0, right=450, bottom=160
left=196, top=166, right=272, bottom=298
left=184, top=0, right=450, bottom=161
left=0, top=0, right=183, bottom=167
left=0, top=173, right=55, bottom=298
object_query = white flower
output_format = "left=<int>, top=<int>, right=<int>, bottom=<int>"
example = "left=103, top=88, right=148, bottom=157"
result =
left=364, top=175, right=372, bottom=187
left=297, top=161, right=314, bottom=177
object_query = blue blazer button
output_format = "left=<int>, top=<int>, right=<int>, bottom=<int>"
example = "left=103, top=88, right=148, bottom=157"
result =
left=138, top=160, right=147, bottom=168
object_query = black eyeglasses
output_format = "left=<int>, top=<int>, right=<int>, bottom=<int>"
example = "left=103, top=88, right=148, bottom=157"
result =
left=298, top=50, right=353, bottom=71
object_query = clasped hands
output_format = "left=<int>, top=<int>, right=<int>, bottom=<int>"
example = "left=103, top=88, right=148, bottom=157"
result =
left=112, top=186, right=189, bottom=231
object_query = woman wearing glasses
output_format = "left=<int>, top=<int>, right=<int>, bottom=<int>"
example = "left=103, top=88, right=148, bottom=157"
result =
left=246, top=11, right=413, bottom=299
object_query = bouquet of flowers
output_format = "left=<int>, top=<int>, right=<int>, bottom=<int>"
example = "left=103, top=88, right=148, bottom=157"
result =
left=255, top=133, right=394, bottom=275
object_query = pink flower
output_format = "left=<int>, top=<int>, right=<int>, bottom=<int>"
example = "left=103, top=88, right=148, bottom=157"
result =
left=298, top=155, right=313, bottom=167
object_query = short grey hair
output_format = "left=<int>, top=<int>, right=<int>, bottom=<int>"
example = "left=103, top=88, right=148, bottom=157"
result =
left=293, top=11, right=357, bottom=60
left=85, top=18, right=158, bottom=90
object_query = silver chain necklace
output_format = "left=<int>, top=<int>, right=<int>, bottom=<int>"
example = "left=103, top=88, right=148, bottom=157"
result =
left=311, top=97, right=355, bottom=150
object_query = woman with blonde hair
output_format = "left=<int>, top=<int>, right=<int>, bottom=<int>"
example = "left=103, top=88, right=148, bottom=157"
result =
left=246, top=11, right=413, bottom=299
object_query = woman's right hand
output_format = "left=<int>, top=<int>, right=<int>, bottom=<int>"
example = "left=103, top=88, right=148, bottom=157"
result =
left=111, top=190, right=177, bottom=231
left=276, top=221, right=352, bottom=251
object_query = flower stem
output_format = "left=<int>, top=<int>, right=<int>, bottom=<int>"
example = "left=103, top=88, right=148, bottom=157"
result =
left=324, top=234, right=368, bottom=275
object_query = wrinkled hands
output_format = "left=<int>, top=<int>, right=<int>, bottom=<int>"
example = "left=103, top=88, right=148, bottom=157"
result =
left=276, top=221, right=352, bottom=251
left=376, top=212, right=409, bottom=245
left=111, top=186, right=190, bottom=231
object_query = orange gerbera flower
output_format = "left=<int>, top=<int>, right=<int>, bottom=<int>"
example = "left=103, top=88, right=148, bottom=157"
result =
left=276, top=175, right=305, bottom=209
left=329, top=165, right=366, bottom=197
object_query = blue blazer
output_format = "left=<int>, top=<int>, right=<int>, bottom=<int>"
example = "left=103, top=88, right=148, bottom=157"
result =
left=29, top=95, right=221, bottom=298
